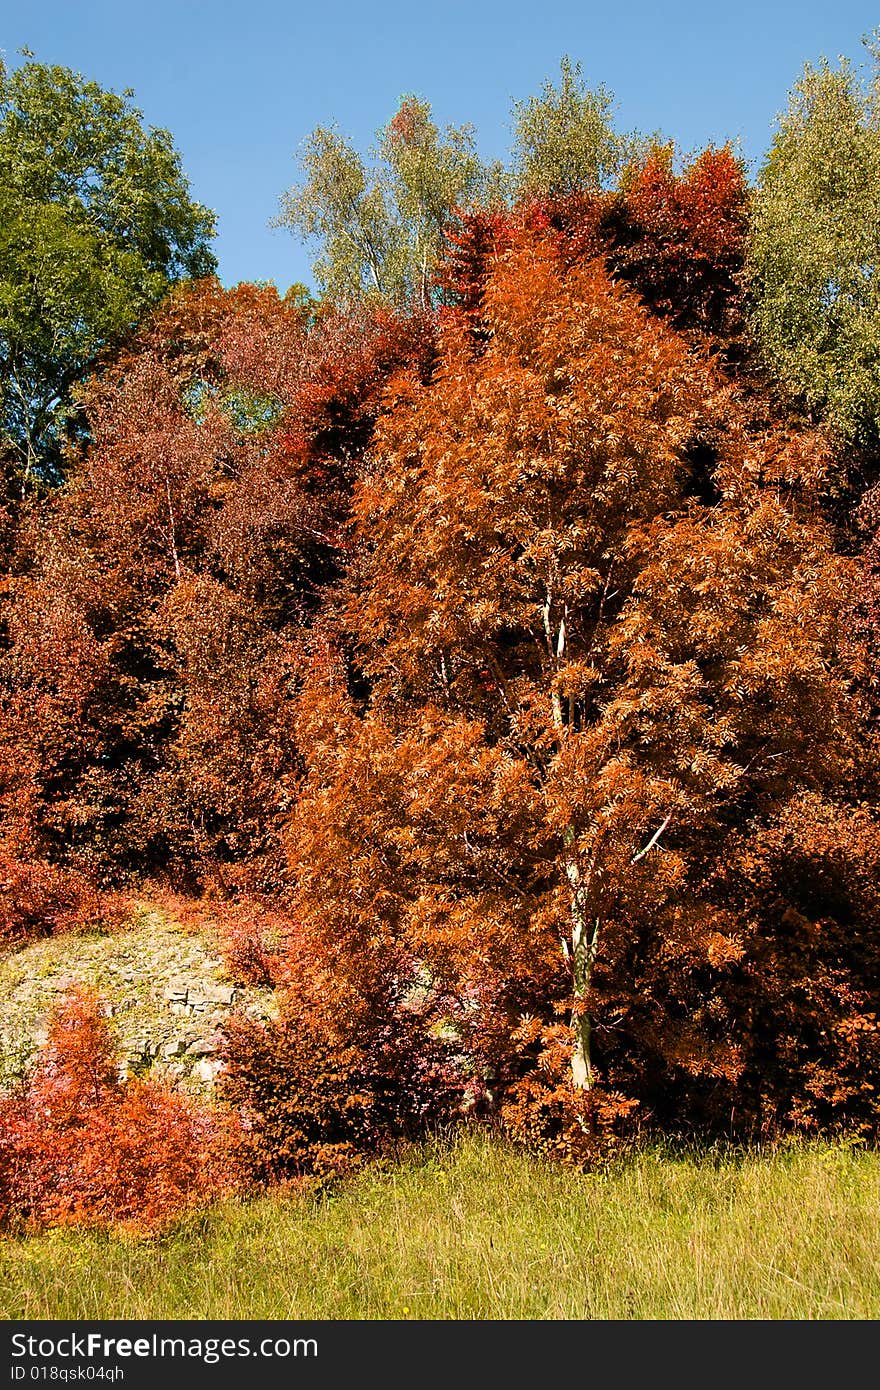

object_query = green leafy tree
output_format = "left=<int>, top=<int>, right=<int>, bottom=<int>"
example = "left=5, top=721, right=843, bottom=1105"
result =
left=278, top=97, right=486, bottom=309
left=380, top=98, right=490, bottom=309
left=511, top=55, right=623, bottom=197
left=277, top=125, right=399, bottom=305
left=0, top=56, right=216, bottom=486
left=748, top=48, right=880, bottom=446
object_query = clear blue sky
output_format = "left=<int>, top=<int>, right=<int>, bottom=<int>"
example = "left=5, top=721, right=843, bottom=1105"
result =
left=2, top=0, right=878, bottom=291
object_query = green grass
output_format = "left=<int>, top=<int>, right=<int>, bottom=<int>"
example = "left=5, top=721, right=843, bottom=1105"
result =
left=2, top=1132, right=879, bottom=1319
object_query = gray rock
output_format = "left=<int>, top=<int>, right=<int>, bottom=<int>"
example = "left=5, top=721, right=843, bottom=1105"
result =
left=202, top=983, right=236, bottom=1005
left=0, top=907, right=278, bottom=1099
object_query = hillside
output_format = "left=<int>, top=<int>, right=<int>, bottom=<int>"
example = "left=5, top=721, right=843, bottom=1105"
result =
left=0, top=906, right=278, bottom=1094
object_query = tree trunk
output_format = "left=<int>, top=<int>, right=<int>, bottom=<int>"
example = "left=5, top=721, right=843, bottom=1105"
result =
left=544, top=582, right=599, bottom=1090
left=564, top=830, right=599, bottom=1091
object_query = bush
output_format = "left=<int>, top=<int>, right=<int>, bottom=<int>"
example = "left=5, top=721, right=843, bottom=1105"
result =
left=221, top=951, right=464, bottom=1181
left=0, top=990, right=245, bottom=1233
left=0, top=848, right=128, bottom=948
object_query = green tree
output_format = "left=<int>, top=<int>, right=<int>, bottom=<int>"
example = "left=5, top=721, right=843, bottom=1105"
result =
left=277, top=125, right=400, bottom=305
left=748, top=49, right=880, bottom=446
left=0, top=56, right=216, bottom=487
left=511, top=55, right=623, bottom=197
left=278, top=97, right=487, bottom=309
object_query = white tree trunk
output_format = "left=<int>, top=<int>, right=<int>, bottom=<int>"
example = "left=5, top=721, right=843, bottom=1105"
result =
left=565, top=841, right=599, bottom=1091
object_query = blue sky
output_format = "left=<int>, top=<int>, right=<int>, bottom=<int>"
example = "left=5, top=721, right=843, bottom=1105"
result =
left=2, top=1, right=878, bottom=291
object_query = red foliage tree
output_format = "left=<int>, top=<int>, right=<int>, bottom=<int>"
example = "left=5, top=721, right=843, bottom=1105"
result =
left=436, top=144, right=749, bottom=350
left=608, top=144, right=748, bottom=337
left=0, top=280, right=433, bottom=900
left=436, top=208, right=515, bottom=327
left=221, top=954, right=463, bottom=1181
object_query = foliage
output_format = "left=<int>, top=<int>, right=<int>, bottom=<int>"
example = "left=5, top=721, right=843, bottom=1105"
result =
left=0, top=57, right=216, bottom=487
left=748, top=50, right=880, bottom=445
left=217, top=889, right=464, bottom=1180
left=222, top=996, right=461, bottom=1184
left=0, top=280, right=432, bottom=892
left=278, top=97, right=486, bottom=309
left=0, top=990, right=244, bottom=1232
left=0, top=846, right=126, bottom=948
left=511, top=56, right=624, bottom=197
left=436, top=144, right=749, bottom=344
left=286, top=223, right=877, bottom=1152
left=611, top=144, right=749, bottom=337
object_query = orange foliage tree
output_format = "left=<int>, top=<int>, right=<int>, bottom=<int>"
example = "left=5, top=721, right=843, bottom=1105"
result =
left=286, top=225, right=879, bottom=1155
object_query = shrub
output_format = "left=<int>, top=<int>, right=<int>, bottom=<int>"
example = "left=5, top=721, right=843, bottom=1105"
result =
left=221, top=939, right=464, bottom=1181
left=0, top=848, right=128, bottom=948
left=0, top=990, right=245, bottom=1233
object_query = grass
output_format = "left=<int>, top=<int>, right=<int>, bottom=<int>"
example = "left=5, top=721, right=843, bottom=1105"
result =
left=1, top=1132, right=878, bottom=1320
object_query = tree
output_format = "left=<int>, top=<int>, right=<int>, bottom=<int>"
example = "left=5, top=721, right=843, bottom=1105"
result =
left=278, top=97, right=487, bottom=309
left=286, top=224, right=876, bottom=1154
left=277, top=125, right=400, bottom=305
left=610, top=143, right=748, bottom=339
left=511, top=56, right=623, bottom=198
left=381, top=98, right=490, bottom=310
left=0, top=56, right=216, bottom=487
left=436, top=142, right=749, bottom=347
left=748, top=49, right=880, bottom=446
left=0, top=278, right=433, bottom=896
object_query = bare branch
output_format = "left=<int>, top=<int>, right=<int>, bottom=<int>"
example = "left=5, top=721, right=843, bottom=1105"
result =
left=631, top=813, right=672, bottom=865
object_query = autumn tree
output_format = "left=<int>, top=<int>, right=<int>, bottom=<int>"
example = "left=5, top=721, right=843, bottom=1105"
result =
left=0, top=278, right=433, bottom=903
left=610, top=143, right=748, bottom=339
left=0, top=56, right=216, bottom=488
left=286, top=225, right=877, bottom=1153
left=436, top=143, right=749, bottom=347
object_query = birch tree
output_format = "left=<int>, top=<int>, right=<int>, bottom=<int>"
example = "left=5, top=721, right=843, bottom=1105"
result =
left=748, top=48, right=880, bottom=445
left=278, top=97, right=486, bottom=310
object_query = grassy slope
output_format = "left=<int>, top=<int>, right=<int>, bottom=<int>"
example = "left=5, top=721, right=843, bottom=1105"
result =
left=2, top=1133, right=878, bottom=1319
